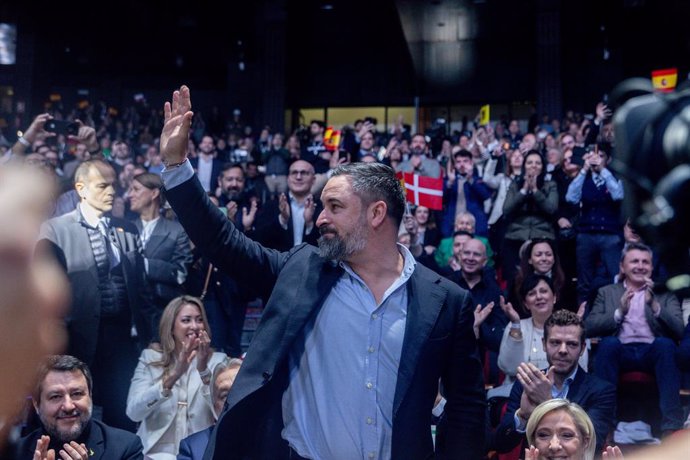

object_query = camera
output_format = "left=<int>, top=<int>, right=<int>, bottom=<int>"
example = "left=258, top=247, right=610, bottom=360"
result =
left=44, top=119, right=79, bottom=136
left=611, top=77, right=690, bottom=295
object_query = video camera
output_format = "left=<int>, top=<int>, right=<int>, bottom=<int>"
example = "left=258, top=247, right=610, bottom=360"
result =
left=611, top=77, right=690, bottom=296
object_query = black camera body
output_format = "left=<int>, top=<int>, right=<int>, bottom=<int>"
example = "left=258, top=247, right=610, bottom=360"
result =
left=611, top=78, right=690, bottom=295
left=44, top=119, right=79, bottom=136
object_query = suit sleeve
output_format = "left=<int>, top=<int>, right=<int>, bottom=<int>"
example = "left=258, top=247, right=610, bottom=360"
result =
left=164, top=175, right=290, bottom=298
left=587, top=380, right=617, bottom=453
left=497, top=322, right=524, bottom=377
left=656, top=293, right=684, bottom=340
left=123, top=434, right=145, bottom=460
left=492, top=379, right=525, bottom=453
left=126, top=350, right=170, bottom=422
left=584, top=287, right=619, bottom=338
left=146, top=225, right=193, bottom=286
left=177, top=438, right=194, bottom=460
left=438, top=289, right=486, bottom=459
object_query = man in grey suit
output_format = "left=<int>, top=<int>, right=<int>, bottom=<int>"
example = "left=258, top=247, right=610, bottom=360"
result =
left=128, top=172, right=192, bottom=324
left=39, top=159, right=155, bottom=432
left=585, top=241, right=685, bottom=434
left=159, top=85, right=485, bottom=460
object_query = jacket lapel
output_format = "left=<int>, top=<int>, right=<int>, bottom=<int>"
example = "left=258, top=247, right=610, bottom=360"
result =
left=85, top=421, right=105, bottom=460
left=393, top=269, right=446, bottom=417
left=144, top=219, right=166, bottom=255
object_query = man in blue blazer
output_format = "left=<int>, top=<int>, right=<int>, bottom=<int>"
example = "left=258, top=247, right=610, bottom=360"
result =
left=159, top=85, right=486, bottom=460
left=493, top=310, right=616, bottom=454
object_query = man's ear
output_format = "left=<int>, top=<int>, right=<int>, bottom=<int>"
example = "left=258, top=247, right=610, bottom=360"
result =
left=369, top=201, right=388, bottom=228
left=75, top=182, right=85, bottom=198
left=32, top=397, right=39, bottom=415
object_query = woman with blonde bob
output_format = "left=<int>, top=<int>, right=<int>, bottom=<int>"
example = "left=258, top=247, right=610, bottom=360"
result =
left=126, top=295, right=227, bottom=459
left=525, top=399, right=623, bottom=460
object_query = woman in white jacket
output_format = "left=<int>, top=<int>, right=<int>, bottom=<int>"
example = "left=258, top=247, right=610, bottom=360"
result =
left=126, top=295, right=227, bottom=459
left=488, top=274, right=588, bottom=399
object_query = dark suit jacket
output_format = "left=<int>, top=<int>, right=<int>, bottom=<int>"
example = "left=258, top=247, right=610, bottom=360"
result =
left=165, top=176, right=486, bottom=460
left=135, top=216, right=193, bottom=315
left=14, top=419, right=143, bottom=460
left=177, top=426, right=213, bottom=460
left=190, top=157, right=223, bottom=193
left=493, top=366, right=616, bottom=453
left=253, top=194, right=322, bottom=252
left=585, top=282, right=684, bottom=340
left=39, top=208, right=156, bottom=363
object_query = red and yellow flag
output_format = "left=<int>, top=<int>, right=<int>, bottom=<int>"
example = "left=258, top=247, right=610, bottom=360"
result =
left=323, top=127, right=342, bottom=152
left=652, top=68, right=678, bottom=93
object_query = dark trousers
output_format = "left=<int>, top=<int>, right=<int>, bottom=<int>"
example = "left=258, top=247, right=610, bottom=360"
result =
left=90, top=319, right=138, bottom=432
left=575, top=232, right=622, bottom=303
left=595, top=337, right=684, bottom=430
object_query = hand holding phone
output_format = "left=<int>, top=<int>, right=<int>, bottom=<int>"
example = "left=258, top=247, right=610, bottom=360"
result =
left=44, top=120, right=79, bottom=136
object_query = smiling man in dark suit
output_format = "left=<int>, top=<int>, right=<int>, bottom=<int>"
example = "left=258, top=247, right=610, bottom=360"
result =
left=158, top=85, right=486, bottom=460
left=14, top=355, right=143, bottom=460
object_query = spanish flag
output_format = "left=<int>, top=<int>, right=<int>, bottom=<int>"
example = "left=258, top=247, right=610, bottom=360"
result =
left=652, top=68, right=678, bottom=93
left=323, top=127, right=342, bottom=152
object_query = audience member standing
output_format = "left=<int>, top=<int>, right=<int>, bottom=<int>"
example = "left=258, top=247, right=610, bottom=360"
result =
left=39, top=159, right=156, bottom=431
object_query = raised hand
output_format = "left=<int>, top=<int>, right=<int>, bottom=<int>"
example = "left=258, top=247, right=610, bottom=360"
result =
left=278, top=193, right=290, bottom=222
left=160, top=85, right=194, bottom=166
left=524, top=445, right=540, bottom=460
left=500, top=296, right=520, bottom=324
left=303, top=194, right=316, bottom=223
left=242, top=199, right=259, bottom=231
left=195, top=329, right=212, bottom=373
left=517, top=363, right=553, bottom=406
left=473, top=302, right=495, bottom=339
left=602, top=445, right=624, bottom=459
left=33, top=435, right=55, bottom=460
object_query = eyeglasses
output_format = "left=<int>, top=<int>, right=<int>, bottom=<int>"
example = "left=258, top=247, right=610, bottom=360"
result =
left=289, top=170, right=313, bottom=177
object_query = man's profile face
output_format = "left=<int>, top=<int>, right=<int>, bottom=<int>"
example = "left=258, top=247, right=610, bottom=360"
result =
left=76, top=164, right=116, bottom=215
left=35, top=370, right=92, bottom=444
left=316, top=175, right=368, bottom=261
left=543, top=325, right=585, bottom=377
left=218, top=167, right=245, bottom=200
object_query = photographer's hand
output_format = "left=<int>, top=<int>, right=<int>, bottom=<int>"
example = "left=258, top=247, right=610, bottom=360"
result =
left=71, top=120, right=99, bottom=154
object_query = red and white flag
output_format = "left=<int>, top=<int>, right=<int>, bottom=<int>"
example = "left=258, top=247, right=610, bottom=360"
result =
left=397, top=171, right=444, bottom=210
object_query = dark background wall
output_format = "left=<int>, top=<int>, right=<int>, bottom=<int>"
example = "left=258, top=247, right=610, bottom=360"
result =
left=1, top=0, right=689, bottom=129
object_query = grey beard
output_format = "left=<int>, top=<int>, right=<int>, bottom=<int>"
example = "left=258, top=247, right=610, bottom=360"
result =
left=317, top=229, right=367, bottom=262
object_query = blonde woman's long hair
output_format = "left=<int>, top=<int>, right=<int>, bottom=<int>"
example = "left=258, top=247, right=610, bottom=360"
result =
left=153, top=295, right=213, bottom=373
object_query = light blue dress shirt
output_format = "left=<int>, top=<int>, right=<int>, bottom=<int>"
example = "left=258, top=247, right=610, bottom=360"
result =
left=282, top=246, right=416, bottom=460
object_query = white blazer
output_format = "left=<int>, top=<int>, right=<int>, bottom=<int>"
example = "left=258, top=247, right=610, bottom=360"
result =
left=126, top=348, right=227, bottom=459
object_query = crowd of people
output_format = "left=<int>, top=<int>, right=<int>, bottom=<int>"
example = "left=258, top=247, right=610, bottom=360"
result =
left=0, top=85, right=689, bottom=460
